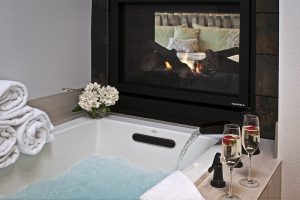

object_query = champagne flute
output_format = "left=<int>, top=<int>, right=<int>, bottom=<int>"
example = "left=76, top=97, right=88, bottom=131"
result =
left=239, top=114, right=260, bottom=188
left=219, top=124, right=241, bottom=200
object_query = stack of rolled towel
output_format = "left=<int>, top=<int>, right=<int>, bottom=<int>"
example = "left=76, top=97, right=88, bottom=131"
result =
left=0, top=80, right=55, bottom=168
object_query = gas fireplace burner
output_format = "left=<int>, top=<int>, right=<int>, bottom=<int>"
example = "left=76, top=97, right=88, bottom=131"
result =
left=145, top=40, right=239, bottom=77
left=127, top=40, right=240, bottom=94
left=92, top=0, right=256, bottom=126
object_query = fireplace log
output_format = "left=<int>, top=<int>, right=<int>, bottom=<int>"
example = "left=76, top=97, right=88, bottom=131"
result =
left=215, top=47, right=239, bottom=58
left=145, top=40, right=192, bottom=78
left=147, top=41, right=189, bottom=69
left=196, top=48, right=240, bottom=75
left=205, top=49, right=239, bottom=66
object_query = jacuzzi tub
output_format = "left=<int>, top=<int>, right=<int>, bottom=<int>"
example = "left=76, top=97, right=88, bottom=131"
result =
left=0, top=114, right=221, bottom=196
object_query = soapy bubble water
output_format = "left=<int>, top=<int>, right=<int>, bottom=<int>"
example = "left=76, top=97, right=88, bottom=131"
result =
left=4, top=155, right=169, bottom=200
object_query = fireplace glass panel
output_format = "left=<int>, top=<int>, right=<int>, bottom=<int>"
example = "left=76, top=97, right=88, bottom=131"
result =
left=120, top=3, right=240, bottom=96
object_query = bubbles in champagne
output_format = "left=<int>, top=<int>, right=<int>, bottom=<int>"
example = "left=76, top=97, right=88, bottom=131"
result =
left=242, top=126, right=260, bottom=154
left=222, top=134, right=241, bottom=167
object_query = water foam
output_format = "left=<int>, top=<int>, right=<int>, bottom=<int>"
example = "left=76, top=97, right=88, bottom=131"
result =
left=4, top=155, right=169, bottom=200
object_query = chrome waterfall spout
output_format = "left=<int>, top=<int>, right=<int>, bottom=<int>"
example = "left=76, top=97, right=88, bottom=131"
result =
left=175, top=128, right=201, bottom=169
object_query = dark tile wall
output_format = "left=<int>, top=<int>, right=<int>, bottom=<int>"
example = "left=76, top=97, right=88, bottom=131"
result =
left=255, top=0, right=279, bottom=139
left=91, top=0, right=109, bottom=84
left=91, top=0, right=279, bottom=139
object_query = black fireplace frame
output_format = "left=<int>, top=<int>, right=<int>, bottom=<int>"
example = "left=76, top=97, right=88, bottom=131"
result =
left=92, top=0, right=256, bottom=126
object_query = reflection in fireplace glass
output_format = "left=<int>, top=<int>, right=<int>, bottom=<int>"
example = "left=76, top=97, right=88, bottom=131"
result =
left=123, top=8, right=240, bottom=95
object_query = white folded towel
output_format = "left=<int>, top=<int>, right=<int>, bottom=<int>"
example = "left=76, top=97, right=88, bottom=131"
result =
left=0, top=106, right=33, bottom=126
left=140, top=171, right=205, bottom=200
left=0, top=80, right=28, bottom=115
left=0, top=145, right=20, bottom=168
left=0, top=126, right=20, bottom=168
left=16, top=108, right=55, bottom=155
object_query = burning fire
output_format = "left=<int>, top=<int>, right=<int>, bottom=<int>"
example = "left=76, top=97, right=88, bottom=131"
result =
left=164, top=61, right=173, bottom=71
left=180, top=53, right=194, bottom=70
left=179, top=53, right=203, bottom=75
left=193, top=61, right=203, bottom=74
left=164, top=53, right=204, bottom=75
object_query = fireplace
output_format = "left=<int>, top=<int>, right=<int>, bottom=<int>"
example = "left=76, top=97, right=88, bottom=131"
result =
left=94, top=0, right=256, bottom=126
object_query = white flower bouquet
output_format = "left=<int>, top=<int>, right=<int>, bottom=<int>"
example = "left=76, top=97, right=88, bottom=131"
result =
left=72, top=82, right=119, bottom=118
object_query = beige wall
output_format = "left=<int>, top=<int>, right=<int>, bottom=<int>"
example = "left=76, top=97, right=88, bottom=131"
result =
left=278, top=0, right=300, bottom=198
left=0, top=0, right=92, bottom=100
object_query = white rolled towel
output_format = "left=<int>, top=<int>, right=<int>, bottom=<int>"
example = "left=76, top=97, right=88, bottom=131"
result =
left=0, top=80, right=28, bottom=115
left=140, top=171, right=205, bottom=200
left=0, top=126, right=20, bottom=168
left=0, top=106, right=33, bottom=126
left=16, top=108, right=55, bottom=155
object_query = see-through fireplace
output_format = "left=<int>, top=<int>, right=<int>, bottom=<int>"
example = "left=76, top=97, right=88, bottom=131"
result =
left=106, top=0, right=255, bottom=126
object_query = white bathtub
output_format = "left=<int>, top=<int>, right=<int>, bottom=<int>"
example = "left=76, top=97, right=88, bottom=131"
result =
left=0, top=114, right=221, bottom=196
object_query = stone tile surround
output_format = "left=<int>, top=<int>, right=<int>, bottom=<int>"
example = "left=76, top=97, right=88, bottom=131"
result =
left=255, top=0, right=279, bottom=139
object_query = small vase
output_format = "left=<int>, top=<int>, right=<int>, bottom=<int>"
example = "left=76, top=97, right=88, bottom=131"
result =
left=87, top=111, right=107, bottom=119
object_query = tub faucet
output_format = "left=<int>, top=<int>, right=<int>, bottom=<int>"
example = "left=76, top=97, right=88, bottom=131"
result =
left=208, top=152, right=226, bottom=188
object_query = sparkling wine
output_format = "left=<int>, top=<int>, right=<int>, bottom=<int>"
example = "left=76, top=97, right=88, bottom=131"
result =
left=222, top=134, right=241, bottom=167
left=242, top=125, right=260, bottom=154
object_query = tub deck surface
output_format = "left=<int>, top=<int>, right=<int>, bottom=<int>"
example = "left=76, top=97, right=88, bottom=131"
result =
left=197, top=139, right=281, bottom=200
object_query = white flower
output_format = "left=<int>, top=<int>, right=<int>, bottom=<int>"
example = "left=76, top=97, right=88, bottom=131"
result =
left=84, top=82, right=101, bottom=92
left=102, top=85, right=119, bottom=106
left=78, top=90, right=100, bottom=111
left=77, top=83, right=119, bottom=111
left=97, top=86, right=106, bottom=103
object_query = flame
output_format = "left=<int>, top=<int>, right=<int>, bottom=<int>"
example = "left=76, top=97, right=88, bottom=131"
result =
left=180, top=53, right=194, bottom=71
left=179, top=53, right=202, bottom=75
left=164, top=53, right=204, bottom=76
left=164, top=61, right=173, bottom=70
left=193, top=61, right=203, bottom=75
